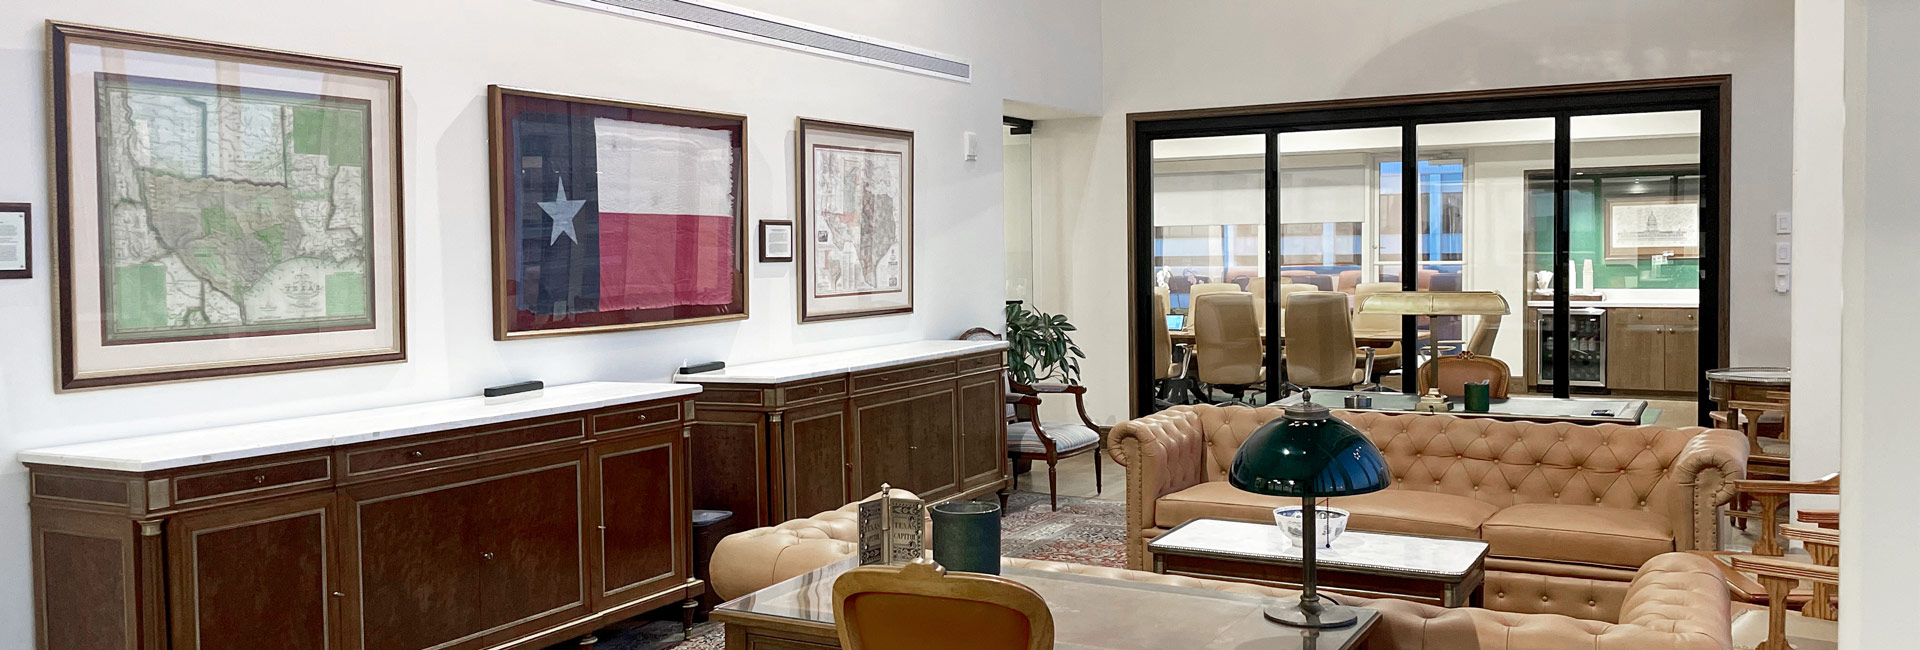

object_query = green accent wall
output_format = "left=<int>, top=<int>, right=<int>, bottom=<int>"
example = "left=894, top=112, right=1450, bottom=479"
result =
left=1528, top=181, right=1700, bottom=290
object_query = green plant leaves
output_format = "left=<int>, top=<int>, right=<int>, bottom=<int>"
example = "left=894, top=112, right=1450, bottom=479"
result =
left=1004, top=302, right=1086, bottom=385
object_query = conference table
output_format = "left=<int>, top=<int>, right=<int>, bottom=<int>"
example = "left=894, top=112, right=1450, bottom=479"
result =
left=1168, top=327, right=1425, bottom=348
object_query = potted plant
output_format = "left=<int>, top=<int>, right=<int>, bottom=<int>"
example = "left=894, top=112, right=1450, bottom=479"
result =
left=1003, top=301, right=1085, bottom=385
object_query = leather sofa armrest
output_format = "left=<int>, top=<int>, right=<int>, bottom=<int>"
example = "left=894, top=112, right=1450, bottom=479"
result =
left=1106, top=406, right=1207, bottom=571
left=710, top=526, right=856, bottom=601
left=1671, top=428, right=1749, bottom=551
left=710, top=489, right=922, bottom=600
left=1361, top=553, right=1732, bottom=650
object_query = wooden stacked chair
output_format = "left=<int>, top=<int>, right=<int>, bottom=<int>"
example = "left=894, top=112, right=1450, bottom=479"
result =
left=1715, top=474, right=1840, bottom=650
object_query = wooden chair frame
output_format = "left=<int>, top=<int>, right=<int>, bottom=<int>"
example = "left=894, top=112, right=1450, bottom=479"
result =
left=1006, top=379, right=1105, bottom=511
left=957, top=327, right=1105, bottom=512
left=833, top=559, right=1054, bottom=650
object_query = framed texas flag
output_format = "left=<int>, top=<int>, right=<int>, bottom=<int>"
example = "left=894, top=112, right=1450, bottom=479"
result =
left=487, top=86, right=748, bottom=339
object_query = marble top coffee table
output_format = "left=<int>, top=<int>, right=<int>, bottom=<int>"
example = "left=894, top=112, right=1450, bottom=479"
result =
left=1149, top=518, right=1490, bottom=608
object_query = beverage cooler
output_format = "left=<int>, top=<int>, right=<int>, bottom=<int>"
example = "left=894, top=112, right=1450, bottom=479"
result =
left=1537, top=308, right=1606, bottom=388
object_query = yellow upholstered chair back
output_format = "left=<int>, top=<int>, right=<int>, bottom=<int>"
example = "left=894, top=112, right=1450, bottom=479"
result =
left=1282, top=291, right=1359, bottom=388
left=833, top=560, right=1053, bottom=650
left=1193, top=292, right=1262, bottom=386
left=1416, top=353, right=1511, bottom=398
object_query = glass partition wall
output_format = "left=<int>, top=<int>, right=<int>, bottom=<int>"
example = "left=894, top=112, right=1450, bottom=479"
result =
left=1131, top=80, right=1726, bottom=419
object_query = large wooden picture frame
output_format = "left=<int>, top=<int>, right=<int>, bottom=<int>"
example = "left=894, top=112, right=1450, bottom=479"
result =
left=488, top=86, right=748, bottom=339
left=796, top=118, right=914, bottom=322
left=1604, top=197, right=1701, bottom=260
left=49, top=22, right=405, bottom=390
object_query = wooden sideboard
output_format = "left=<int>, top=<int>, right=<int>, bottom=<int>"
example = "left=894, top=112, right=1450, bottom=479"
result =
left=21, top=382, right=702, bottom=650
left=676, top=341, right=1011, bottom=527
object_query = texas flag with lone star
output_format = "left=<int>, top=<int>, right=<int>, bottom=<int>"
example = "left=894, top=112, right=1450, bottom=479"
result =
left=515, top=114, right=736, bottom=317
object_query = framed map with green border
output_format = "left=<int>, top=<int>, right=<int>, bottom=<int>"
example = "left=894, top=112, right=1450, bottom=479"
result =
left=50, top=22, right=405, bottom=390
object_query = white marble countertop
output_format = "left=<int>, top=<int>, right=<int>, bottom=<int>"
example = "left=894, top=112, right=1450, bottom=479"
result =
left=16, top=382, right=701, bottom=473
left=1525, top=300, right=1700, bottom=309
left=674, top=340, right=1008, bottom=384
left=1150, top=517, right=1488, bottom=578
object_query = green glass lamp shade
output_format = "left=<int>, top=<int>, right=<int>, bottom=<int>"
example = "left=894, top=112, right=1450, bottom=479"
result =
left=1229, top=401, right=1391, bottom=498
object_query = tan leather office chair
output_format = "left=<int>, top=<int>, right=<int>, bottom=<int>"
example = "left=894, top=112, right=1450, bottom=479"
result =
left=1281, top=291, right=1373, bottom=390
left=1465, top=313, right=1502, bottom=357
left=1192, top=291, right=1264, bottom=403
left=1246, top=277, right=1268, bottom=330
left=1185, top=282, right=1239, bottom=331
left=1336, top=269, right=1362, bottom=293
left=1349, top=282, right=1403, bottom=374
left=1415, top=352, right=1511, bottom=398
left=1152, top=292, right=1175, bottom=384
left=834, top=559, right=1054, bottom=650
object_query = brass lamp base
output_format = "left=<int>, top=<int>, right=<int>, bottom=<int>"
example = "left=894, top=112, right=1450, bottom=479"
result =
left=1414, top=389, right=1450, bottom=413
left=1263, top=598, right=1361, bottom=628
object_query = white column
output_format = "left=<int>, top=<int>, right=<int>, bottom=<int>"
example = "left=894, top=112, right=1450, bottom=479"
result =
left=1847, top=0, right=1918, bottom=647
left=1790, top=0, right=1852, bottom=510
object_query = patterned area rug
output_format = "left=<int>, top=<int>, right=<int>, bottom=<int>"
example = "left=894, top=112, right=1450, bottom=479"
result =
left=577, top=491, right=1126, bottom=650
left=998, top=491, right=1129, bottom=569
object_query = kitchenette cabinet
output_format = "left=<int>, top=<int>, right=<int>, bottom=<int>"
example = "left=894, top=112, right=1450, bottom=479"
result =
left=1607, top=307, right=1700, bottom=393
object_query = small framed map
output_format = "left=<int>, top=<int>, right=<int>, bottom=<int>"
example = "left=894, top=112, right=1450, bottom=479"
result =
left=796, top=118, right=914, bottom=322
left=49, top=23, right=404, bottom=389
left=488, top=86, right=747, bottom=339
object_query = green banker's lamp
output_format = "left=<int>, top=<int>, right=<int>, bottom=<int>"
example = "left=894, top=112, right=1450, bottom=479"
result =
left=1228, top=398, right=1392, bottom=628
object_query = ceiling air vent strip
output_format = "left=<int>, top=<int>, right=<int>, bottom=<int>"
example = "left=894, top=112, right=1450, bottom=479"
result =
left=551, top=0, right=971, bottom=82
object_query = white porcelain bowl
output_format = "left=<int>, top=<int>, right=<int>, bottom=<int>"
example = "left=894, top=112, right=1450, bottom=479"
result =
left=1273, top=506, right=1349, bottom=549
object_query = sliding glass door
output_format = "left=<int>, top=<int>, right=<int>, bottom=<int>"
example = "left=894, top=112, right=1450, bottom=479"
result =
left=1131, top=79, right=1726, bottom=419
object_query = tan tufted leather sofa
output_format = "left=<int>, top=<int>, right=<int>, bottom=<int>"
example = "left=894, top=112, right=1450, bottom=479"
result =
left=710, top=496, right=1733, bottom=650
left=1107, top=405, right=1748, bottom=618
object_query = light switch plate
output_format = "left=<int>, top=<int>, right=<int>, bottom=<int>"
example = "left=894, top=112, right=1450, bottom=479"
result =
left=963, top=131, right=978, bottom=161
left=1776, top=210, right=1792, bottom=234
left=1775, top=241, right=1792, bottom=263
left=1775, top=264, right=1791, bottom=293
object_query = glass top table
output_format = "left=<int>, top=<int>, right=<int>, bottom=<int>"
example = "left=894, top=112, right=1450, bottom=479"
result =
left=1276, top=389, right=1652, bottom=426
left=712, top=556, right=1378, bottom=650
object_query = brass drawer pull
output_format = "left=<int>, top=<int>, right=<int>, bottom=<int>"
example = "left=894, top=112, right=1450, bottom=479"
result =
left=482, top=552, right=495, bottom=561
left=252, top=475, right=267, bottom=484
left=408, top=450, right=424, bottom=459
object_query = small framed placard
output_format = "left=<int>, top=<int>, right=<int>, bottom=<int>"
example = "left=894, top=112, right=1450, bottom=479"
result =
left=759, top=220, right=793, bottom=262
left=0, top=203, right=28, bottom=279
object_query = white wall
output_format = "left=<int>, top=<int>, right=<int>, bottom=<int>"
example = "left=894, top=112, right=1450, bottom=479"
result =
left=0, top=0, right=1100, bottom=645
left=1038, top=0, right=1794, bottom=421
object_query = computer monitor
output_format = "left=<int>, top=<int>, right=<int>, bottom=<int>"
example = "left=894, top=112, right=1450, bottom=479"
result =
left=1166, top=314, right=1185, bottom=331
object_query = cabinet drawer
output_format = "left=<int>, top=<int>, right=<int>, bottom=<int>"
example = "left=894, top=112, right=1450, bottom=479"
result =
left=695, top=385, right=766, bottom=407
left=594, top=402, right=682, bottom=436
left=779, top=377, right=847, bottom=404
left=174, top=456, right=332, bottom=503
left=852, top=360, right=958, bottom=393
left=346, top=418, right=586, bottom=476
left=957, top=352, right=1004, bottom=375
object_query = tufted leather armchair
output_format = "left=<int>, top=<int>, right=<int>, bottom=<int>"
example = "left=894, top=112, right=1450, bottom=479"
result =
left=1107, top=404, right=1748, bottom=619
left=710, top=494, right=1733, bottom=650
